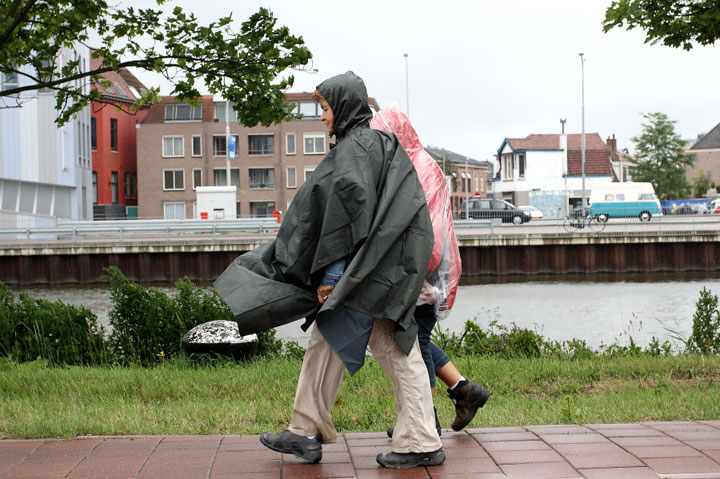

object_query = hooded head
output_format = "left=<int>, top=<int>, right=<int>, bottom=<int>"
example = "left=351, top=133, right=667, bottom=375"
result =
left=315, top=71, right=373, bottom=140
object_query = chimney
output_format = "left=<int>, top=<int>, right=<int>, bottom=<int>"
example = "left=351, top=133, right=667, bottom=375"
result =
left=607, top=134, right=618, bottom=160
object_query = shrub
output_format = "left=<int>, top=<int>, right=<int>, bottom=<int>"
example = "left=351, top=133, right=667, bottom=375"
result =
left=688, top=287, right=720, bottom=354
left=0, top=283, right=110, bottom=365
left=102, top=267, right=304, bottom=364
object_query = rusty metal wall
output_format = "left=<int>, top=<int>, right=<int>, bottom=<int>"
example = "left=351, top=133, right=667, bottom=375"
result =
left=2, top=241, right=720, bottom=285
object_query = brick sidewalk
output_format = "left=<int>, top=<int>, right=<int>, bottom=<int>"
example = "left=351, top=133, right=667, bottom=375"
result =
left=2, top=421, right=720, bottom=478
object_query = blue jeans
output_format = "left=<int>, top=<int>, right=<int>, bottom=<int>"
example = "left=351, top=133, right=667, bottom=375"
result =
left=415, top=304, right=451, bottom=388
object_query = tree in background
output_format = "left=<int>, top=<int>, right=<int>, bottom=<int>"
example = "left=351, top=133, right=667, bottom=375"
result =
left=603, top=0, right=720, bottom=50
left=0, top=0, right=312, bottom=126
left=692, top=170, right=711, bottom=198
left=630, top=112, right=695, bottom=199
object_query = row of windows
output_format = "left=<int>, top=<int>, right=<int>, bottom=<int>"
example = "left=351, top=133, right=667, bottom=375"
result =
left=502, top=153, right=526, bottom=180
left=0, top=179, right=72, bottom=218
left=160, top=132, right=326, bottom=158
left=161, top=167, right=315, bottom=191
left=91, top=171, right=137, bottom=204
left=163, top=200, right=279, bottom=220
left=90, top=117, right=118, bottom=151
left=161, top=101, right=323, bottom=124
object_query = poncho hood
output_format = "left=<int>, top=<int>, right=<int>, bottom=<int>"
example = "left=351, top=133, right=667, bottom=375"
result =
left=317, top=71, right=373, bottom=140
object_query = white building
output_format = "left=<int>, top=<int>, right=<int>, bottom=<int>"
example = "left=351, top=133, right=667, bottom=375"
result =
left=492, top=133, right=617, bottom=218
left=0, top=45, right=93, bottom=227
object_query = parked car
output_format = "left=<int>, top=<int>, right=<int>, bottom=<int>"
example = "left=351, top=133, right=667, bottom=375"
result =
left=518, top=205, right=544, bottom=219
left=459, top=198, right=532, bottom=224
left=674, top=203, right=709, bottom=215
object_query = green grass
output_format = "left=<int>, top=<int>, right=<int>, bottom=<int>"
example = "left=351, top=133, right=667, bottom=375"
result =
left=1, top=354, right=720, bottom=439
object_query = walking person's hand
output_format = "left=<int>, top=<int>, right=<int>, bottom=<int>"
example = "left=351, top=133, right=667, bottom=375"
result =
left=317, top=285, right=334, bottom=304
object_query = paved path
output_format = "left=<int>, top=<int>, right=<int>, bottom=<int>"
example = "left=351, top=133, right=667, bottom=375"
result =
left=2, top=421, right=720, bottom=478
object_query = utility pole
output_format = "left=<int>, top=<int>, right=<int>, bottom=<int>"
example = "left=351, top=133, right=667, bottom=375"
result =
left=579, top=53, right=587, bottom=213
left=404, top=53, right=409, bottom=119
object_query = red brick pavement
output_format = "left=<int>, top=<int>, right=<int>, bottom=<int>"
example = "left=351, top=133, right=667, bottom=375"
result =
left=2, top=421, right=720, bottom=478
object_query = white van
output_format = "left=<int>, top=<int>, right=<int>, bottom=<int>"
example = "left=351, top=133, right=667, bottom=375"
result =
left=589, top=182, right=662, bottom=222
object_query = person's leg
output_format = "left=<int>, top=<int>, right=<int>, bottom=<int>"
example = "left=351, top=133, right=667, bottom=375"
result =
left=414, top=304, right=437, bottom=389
left=260, top=323, right=345, bottom=463
left=431, top=343, right=460, bottom=387
left=369, top=318, right=444, bottom=467
left=385, top=304, right=441, bottom=438
left=288, top=323, right=346, bottom=442
left=429, top=340, right=491, bottom=431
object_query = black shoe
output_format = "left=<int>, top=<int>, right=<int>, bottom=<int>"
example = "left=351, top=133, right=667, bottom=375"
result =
left=387, top=407, right=442, bottom=438
left=259, top=430, right=322, bottom=463
left=448, top=380, right=491, bottom=431
left=376, top=448, right=445, bottom=468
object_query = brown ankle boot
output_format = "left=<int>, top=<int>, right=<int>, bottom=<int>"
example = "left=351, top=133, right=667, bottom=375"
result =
left=448, top=380, right=490, bottom=431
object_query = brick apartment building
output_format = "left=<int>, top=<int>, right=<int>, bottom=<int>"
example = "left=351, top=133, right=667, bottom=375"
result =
left=136, top=93, right=379, bottom=219
left=91, top=54, right=149, bottom=218
left=425, top=146, right=491, bottom=214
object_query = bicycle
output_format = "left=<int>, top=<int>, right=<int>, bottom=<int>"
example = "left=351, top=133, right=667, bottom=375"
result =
left=563, top=214, right=606, bottom=233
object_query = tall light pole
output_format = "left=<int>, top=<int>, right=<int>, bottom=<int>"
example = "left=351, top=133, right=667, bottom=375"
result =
left=579, top=52, right=586, bottom=213
left=403, top=53, right=409, bottom=118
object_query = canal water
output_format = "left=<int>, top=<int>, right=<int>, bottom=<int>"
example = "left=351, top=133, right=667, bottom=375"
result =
left=10, top=272, right=720, bottom=352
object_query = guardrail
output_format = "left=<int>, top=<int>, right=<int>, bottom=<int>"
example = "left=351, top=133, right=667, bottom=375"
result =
left=0, top=218, right=281, bottom=244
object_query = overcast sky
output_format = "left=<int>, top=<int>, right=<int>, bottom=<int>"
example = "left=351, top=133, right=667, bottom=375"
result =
left=127, top=0, right=720, bottom=163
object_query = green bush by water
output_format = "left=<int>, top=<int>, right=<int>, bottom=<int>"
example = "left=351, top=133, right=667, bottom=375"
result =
left=2, top=270, right=720, bottom=366
left=0, top=267, right=298, bottom=365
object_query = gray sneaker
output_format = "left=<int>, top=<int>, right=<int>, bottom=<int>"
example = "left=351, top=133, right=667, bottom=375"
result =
left=376, top=448, right=446, bottom=468
left=259, top=430, right=322, bottom=463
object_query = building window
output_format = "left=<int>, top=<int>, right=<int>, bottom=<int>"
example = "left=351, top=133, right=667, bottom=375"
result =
left=164, top=103, right=202, bottom=121
left=502, top=154, right=514, bottom=180
left=213, top=168, right=239, bottom=186
left=91, top=117, right=97, bottom=150
left=110, top=118, right=118, bottom=151
left=192, top=168, right=203, bottom=189
left=287, top=166, right=297, bottom=188
left=303, top=133, right=326, bottom=155
left=163, top=136, right=184, bottom=157
left=163, top=202, right=186, bottom=219
left=248, top=134, right=274, bottom=155
left=304, top=167, right=315, bottom=182
left=124, top=172, right=137, bottom=198
left=192, top=135, right=202, bottom=157
left=92, top=171, right=98, bottom=204
left=249, top=168, right=275, bottom=189
left=296, top=101, right=319, bottom=118
left=518, top=154, right=526, bottom=179
left=286, top=133, right=296, bottom=155
left=214, top=101, right=237, bottom=122
left=163, top=169, right=185, bottom=190
left=111, top=171, right=118, bottom=204
left=250, top=201, right=276, bottom=217
left=461, top=172, right=466, bottom=193
left=213, top=135, right=238, bottom=156
left=0, top=72, right=18, bottom=91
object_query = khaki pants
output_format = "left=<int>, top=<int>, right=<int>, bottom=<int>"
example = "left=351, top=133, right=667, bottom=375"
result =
left=288, top=318, right=442, bottom=453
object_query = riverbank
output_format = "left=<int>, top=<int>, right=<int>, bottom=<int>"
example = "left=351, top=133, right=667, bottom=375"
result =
left=2, top=354, right=720, bottom=439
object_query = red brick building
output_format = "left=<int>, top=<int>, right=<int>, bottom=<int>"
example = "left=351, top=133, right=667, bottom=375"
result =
left=91, top=56, right=149, bottom=218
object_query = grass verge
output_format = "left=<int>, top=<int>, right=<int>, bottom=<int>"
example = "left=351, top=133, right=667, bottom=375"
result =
left=1, top=354, right=719, bottom=439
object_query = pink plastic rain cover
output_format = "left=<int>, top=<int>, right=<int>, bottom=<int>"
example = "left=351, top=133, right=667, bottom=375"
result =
left=370, top=106, right=462, bottom=313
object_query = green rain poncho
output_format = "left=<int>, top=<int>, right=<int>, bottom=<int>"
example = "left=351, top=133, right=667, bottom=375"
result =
left=214, top=71, right=433, bottom=356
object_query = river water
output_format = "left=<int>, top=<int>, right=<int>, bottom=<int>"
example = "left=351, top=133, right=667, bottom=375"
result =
left=10, top=272, right=720, bottom=352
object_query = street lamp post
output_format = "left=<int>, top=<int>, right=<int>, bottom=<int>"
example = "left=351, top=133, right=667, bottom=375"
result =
left=403, top=53, right=409, bottom=118
left=579, top=52, right=586, bottom=213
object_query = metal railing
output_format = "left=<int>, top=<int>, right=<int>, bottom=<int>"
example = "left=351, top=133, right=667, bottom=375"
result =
left=0, top=218, right=281, bottom=244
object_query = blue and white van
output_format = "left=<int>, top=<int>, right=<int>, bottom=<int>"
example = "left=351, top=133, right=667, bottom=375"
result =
left=589, top=182, right=662, bottom=222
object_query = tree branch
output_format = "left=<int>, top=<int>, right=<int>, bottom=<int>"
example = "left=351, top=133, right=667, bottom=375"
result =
left=0, top=0, right=39, bottom=49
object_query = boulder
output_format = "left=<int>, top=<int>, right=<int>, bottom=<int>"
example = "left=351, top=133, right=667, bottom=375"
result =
left=182, top=320, right=258, bottom=359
